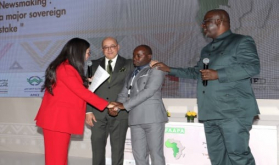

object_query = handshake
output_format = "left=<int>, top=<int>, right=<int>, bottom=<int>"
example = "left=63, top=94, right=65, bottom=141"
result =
left=107, top=102, right=125, bottom=116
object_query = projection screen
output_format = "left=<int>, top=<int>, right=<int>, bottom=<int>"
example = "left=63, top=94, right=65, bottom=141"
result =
left=0, top=0, right=278, bottom=99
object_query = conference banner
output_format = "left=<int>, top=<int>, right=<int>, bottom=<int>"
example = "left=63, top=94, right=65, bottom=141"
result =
left=0, top=0, right=278, bottom=98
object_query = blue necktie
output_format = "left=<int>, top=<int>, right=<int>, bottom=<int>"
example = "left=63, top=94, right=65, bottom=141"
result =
left=133, top=68, right=140, bottom=77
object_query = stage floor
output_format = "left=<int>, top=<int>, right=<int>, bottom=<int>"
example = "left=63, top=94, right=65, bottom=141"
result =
left=0, top=151, right=92, bottom=165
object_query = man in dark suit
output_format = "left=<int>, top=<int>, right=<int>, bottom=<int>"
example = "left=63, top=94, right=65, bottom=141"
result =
left=85, top=37, right=134, bottom=165
left=152, top=9, right=260, bottom=165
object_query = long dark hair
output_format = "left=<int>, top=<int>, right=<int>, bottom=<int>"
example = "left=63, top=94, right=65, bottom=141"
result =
left=42, top=38, right=90, bottom=95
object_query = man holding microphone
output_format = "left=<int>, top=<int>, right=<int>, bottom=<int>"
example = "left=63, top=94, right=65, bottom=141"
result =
left=152, top=9, right=260, bottom=165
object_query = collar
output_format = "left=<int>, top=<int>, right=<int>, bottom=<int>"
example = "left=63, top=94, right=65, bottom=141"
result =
left=213, top=30, right=232, bottom=42
left=105, top=54, right=118, bottom=63
left=136, top=64, right=149, bottom=71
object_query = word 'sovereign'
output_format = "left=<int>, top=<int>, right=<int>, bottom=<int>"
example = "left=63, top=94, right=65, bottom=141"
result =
left=3, top=8, right=66, bottom=22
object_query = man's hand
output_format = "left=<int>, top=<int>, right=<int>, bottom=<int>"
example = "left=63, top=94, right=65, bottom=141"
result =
left=151, top=62, right=170, bottom=72
left=107, top=102, right=125, bottom=117
left=149, top=60, right=159, bottom=67
left=108, top=102, right=125, bottom=109
left=85, top=113, right=97, bottom=127
left=114, top=102, right=125, bottom=109
left=200, top=69, right=218, bottom=80
left=108, top=108, right=118, bottom=116
left=107, top=102, right=118, bottom=108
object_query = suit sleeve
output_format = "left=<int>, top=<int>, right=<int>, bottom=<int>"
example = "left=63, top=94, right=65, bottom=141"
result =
left=122, top=68, right=166, bottom=111
left=217, top=36, right=260, bottom=83
left=169, top=64, right=200, bottom=79
left=58, top=65, right=108, bottom=111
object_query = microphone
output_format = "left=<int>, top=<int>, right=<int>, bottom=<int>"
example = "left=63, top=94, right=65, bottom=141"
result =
left=202, top=58, right=210, bottom=86
left=87, top=61, right=93, bottom=78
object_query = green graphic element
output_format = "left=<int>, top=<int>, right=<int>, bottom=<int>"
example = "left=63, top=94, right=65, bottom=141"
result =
left=165, top=139, right=179, bottom=157
left=165, top=127, right=185, bottom=134
left=27, top=76, right=43, bottom=86
left=165, top=139, right=185, bottom=159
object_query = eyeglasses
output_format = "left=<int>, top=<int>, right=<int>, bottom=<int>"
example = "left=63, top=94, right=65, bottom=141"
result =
left=102, top=45, right=118, bottom=51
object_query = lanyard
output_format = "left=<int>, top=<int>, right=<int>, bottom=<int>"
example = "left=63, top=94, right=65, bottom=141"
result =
left=128, top=75, right=136, bottom=98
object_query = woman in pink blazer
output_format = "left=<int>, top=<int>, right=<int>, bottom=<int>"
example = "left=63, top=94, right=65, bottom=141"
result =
left=35, top=38, right=111, bottom=165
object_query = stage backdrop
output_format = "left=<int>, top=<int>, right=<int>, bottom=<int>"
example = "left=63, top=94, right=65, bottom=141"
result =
left=0, top=0, right=278, bottom=98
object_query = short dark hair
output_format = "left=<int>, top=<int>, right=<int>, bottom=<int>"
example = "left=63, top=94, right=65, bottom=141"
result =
left=135, top=45, right=152, bottom=55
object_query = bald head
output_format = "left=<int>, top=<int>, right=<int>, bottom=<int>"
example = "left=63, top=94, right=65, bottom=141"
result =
left=102, top=37, right=118, bottom=46
left=202, top=9, right=231, bottom=39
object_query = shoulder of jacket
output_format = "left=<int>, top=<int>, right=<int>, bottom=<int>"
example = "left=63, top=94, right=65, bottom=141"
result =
left=59, top=62, right=75, bottom=70
left=150, top=67, right=166, bottom=75
left=229, top=33, right=248, bottom=40
left=118, top=55, right=132, bottom=61
left=124, top=58, right=133, bottom=65
left=57, top=63, right=77, bottom=75
left=91, top=57, right=104, bottom=65
left=94, top=57, right=105, bottom=62
left=118, top=56, right=133, bottom=65
left=229, top=33, right=255, bottom=45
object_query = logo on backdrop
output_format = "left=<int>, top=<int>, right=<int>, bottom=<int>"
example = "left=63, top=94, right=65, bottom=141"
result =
left=24, top=76, right=44, bottom=97
left=165, top=138, right=185, bottom=160
left=0, top=79, right=8, bottom=87
left=165, top=127, right=185, bottom=134
left=0, top=79, right=8, bottom=94
left=27, top=76, right=43, bottom=86
left=165, top=127, right=186, bottom=160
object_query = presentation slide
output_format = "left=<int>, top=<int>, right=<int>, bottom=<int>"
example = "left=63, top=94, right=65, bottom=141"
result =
left=0, top=0, right=278, bottom=99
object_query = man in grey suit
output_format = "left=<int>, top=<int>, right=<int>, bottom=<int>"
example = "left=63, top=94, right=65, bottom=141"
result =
left=85, top=37, right=134, bottom=165
left=109, top=45, right=168, bottom=165
left=152, top=9, right=260, bottom=165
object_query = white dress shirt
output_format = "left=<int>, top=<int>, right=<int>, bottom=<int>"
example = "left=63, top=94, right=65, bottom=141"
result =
left=105, top=55, right=118, bottom=71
